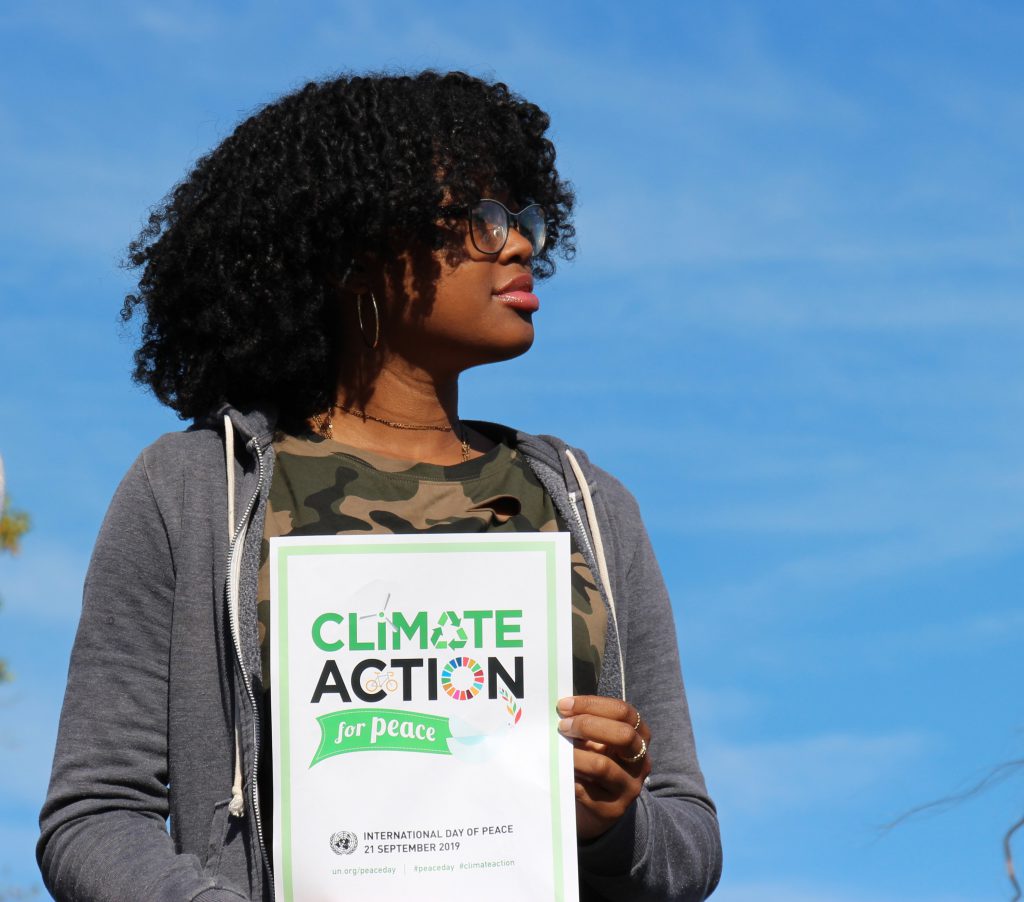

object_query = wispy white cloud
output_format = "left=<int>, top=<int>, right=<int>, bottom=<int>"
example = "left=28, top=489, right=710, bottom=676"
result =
left=132, top=4, right=222, bottom=41
left=0, top=0, right=221, bottom=45
left=314, top=1, right=498, bottom=70
left=673, top=456, right=1024, bottom=537
left=0, top=683, right=61, bottom=809
left=705, top=729, right=929, bottom=816
left=650, top=289, right=1024, bottom=334
left=572, top=183, right=1024, bottom=271
left=867, top=608, right=1024, bottom=659
left=687, top=685, right=761, bottom=731
left=512, top=4, right=868, bottom=132
left=688, top=521, right=1024, bottom=619
left=0, top=135, right=182, bottom=256
left=1, top=541, right=87, bottom=624
left=516, top=8, right=1024, bottom=274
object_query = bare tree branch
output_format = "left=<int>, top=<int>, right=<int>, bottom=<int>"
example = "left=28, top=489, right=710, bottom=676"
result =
left=881, top=758, right=1024, bottom=901
left=880, top=758, right=1024, bottom=830
left=1005, top=812, right=1024, bottom=902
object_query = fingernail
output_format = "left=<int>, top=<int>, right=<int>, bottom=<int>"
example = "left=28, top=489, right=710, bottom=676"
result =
left=556, top=697, right=574, bottom=715
left=557, top=717, right=574, bottom=734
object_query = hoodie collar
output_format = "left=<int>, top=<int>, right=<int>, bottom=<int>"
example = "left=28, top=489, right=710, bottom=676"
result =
left=465, top=420, right=588, bottom=498
left=206, top=402, right=277, bottom=450
left=205, top=406, right=584, bottom=494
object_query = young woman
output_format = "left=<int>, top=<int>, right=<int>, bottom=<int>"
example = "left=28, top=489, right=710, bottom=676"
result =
left=38, top=71, right=721, bottom=901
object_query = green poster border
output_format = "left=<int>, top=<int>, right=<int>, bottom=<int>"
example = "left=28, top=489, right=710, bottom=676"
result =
left=275, top=539, right=566, bottom=902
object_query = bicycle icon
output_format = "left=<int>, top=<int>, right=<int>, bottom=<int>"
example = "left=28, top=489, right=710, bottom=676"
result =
left=362, top=669, right=399, bottom=694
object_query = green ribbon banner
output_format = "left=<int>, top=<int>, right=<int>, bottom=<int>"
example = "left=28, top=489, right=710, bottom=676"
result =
left=311, top=708, right=453, bottom=766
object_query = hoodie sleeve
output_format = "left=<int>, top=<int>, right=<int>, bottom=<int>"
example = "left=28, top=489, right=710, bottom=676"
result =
left=37, top=453, right=249, bottom=902
left=575, top=470, right=722, bottom=902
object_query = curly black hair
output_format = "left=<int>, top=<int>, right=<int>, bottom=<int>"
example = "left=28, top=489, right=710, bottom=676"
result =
left=121, top=70, right=575, bottom=424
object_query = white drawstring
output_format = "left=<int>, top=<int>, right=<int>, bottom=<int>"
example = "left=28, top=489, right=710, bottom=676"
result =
left=565, top=449, right=627, bottom=700
left=224, top=415, right=245, bottom=818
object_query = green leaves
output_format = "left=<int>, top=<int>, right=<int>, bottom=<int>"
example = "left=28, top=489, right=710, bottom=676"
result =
left=0, top=498, right=30, bottom=554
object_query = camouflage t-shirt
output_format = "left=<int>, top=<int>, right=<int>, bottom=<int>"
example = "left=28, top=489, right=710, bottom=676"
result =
left=256, top=431, right=606, bottom=699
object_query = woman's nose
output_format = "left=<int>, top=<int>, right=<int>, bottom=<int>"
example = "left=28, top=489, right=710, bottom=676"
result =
left=498, top=221, right=534, bottom=264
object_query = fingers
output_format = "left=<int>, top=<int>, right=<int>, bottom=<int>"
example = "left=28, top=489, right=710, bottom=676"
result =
left=556, top=696, right=651, bottom=769
left=557, top=695, right=650, bottom=742
left=558, top=713, right=646, bottom=762
left=572, top=745, right=651, bottom=789
left=557, top=697, right=653, bottom=841
left=571, top=746, right=651, bottom=821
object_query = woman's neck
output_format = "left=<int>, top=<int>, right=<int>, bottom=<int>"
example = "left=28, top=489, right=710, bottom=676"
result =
left=323, top=362, right=483, bottom=465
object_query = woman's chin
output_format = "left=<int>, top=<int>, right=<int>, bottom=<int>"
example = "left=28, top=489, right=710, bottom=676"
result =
left=489, top=321, right=536, bottom=362
left=460, top=325, right=535, bottom=371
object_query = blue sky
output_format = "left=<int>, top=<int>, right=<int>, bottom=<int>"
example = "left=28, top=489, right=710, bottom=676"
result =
left=2, top=2, right=1023, bottom=899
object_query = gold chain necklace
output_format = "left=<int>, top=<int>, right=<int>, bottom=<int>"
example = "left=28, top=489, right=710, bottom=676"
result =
left=312, top=404, right=470, bottom=462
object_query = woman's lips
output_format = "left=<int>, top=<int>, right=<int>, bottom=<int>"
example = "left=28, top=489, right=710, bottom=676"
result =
left=495, top=290, right=540, bottom=312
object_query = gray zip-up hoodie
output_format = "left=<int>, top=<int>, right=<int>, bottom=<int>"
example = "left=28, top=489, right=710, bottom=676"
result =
left=38, top=406, right=721, bottom=901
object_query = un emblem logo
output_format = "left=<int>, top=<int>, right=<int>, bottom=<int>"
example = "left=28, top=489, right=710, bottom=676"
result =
left=329, top=830, right=358, bottom=855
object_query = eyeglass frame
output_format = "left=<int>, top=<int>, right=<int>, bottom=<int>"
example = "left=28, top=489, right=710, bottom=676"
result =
left=439, top=198, right=549, bottom=257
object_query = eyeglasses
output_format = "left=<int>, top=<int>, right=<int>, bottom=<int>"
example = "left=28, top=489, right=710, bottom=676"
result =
left=445, top=198, right=548, bottom=256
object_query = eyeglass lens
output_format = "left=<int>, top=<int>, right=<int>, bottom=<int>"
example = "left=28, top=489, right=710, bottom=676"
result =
left=470, top=200, right=547, bottom=255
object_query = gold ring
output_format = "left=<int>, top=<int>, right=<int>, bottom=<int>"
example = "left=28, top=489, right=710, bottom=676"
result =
left=633, top=710, right=641, bottom=731
left=625, top=737, right=647, bottom=763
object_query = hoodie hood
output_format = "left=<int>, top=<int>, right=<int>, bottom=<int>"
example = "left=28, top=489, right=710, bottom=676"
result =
left=206, top=402, right=277, bottom=449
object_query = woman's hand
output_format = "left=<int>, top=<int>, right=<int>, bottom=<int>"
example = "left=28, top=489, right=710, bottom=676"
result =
left=556, top=695, right=652, bottom=841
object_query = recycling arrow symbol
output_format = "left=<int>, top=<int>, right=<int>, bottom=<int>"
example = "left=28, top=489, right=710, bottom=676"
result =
left=430, top=610, right=468, bottom=649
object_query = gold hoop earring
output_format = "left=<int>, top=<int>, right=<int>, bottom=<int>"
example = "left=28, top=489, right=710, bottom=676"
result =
left=356, top=292, right=381, bottom=350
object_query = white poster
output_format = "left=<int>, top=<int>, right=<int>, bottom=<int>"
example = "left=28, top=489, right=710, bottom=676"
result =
left=270, top=533, right=579, bottom=901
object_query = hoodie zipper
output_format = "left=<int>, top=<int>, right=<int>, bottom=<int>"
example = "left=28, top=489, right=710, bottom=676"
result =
left=567, top=491, right=596, bottom=564
left=226, top=437, right=271, bottom=877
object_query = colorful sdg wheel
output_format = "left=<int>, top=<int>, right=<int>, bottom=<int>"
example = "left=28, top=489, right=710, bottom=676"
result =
left=440, top=656, right=485, bottom=700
